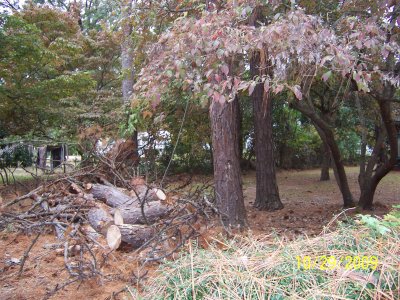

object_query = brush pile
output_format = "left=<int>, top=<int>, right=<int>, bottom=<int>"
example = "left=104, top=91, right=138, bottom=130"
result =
left=0, top=169, right=216, bottom=286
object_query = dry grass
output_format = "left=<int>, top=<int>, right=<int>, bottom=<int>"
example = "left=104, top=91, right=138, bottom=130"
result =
left=138, top=215, right=400, bottom=300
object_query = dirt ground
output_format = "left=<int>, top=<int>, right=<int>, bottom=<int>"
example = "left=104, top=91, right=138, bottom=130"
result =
left=244, top=167, right=400, bottom=237
left=0, top=167, right=399, bottom=299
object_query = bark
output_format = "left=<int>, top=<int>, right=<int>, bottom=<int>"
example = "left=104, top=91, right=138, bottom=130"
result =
left=358, top=96, right=398, bottom=209
left=116, top=224, right=155, bottom=248
left=87, top=207, right=114, bottom=235
left=251, top=80, right=283, bottom=210
left=92, top=184, right=137, bottom=207
left=91, top=184, right=159, bottom=208
left=320, top=141, right=330, bottom=181
left=237, top=98, right=244, bottom=164
left=210, top=98, right=247, bottom=228
left=111, top=201, right=171, bottom=225
left=249, top=6, right=283, bottom=211
left=88, top=201, right=167, bottom=229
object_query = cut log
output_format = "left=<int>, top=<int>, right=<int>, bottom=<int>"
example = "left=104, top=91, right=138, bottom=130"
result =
left=154, top=188, right=167, bottom=201
left=91, top=184, right=137, bottom=207
left=114, top=201, right=171, bottom=225
left=114, top=209, right=124, bottom=225
left=69, top=183, right=82, bottom=194
left=129, top=185, right=160, bottom=202
left=107, top=225, right=122, bottom=250
left=87, top=207, right=113, bottom=235
left=116, top=224, right=155, bottom=248
left=91, top=184, right=160, bottom=208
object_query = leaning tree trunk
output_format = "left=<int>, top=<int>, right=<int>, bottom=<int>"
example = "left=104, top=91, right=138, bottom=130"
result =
left=210, top=98, right=247, bottom=228
left=320, top=141, right=330, bottom=181
left=318, top=124, right=354, bottom=207
left=249, top=7, right=283, bottom=211
left=121, top=0, right=139, bottom=167
left=291, top=101, right=355, bottom=208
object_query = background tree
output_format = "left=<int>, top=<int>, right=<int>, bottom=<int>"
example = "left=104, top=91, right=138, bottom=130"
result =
left=0, top=7, right=94, bottom=137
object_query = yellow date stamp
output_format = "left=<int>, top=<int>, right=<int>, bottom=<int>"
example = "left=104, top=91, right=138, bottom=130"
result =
left=296, top=255, right=378, bottom=271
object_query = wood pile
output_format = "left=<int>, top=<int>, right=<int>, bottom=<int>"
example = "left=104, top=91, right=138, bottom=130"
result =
left=87, top=183, right=170, bottom=249
left=1, top=175, right=211, bottom=253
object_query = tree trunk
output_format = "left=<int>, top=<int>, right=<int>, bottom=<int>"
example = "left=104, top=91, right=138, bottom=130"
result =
left=249, top=7, right=283, bottom=211
left=320, top=127, right=354, bottom=207
left=209, top=98, right=247, bottom=228
left=358, top=12, right=398, bottom=209
left=358, top=179, right=377, bottom=210
left=291, top=101, right=355, bottom=208
left=87, top=201, right=170, bottom=227
left=320, top=141, right=330, bottom=181
left=237, top=98, right=244, bottom=164
left=121, top=0, right=134, bottom=106
left=358, top=95, right=398, bottom=209
left=325, top=134, right=355, bottom=206
left=121, top=0, right=139, bottom=167
left=251, top=80, right=283, bottom=210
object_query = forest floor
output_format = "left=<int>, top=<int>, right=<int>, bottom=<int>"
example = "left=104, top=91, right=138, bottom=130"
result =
left=0, top=167, right=399, bottom=299
left=243, top=167, right=400, bottom=238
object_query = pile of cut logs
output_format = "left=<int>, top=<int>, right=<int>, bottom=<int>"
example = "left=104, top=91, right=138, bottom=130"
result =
left=1, top=176, right=190, bottom=253
left=86, top=181, right=170, bottom=250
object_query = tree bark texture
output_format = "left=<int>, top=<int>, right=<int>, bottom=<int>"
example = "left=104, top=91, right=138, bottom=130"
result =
left=249, top=6, right=283, bottom=211
left=91, top=184, right=159, bottom=208
left=87, top=207, right=114, bottom=235
left=358, top=95, right=398, bottom=209
left=209, top=98, right=247, bottom=228
left=117, top=224, right=155, bottom=248
left=112, top=201, right=171, bottom=225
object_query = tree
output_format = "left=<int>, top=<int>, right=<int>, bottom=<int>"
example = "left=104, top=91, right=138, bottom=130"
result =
left=134, top=1, right=399, bottom=224
left=205, top=1, right=247, bottom=228
left=320, top=141, right=330, bottom=181
left=291, top=0, right=399, bottom=209
left=0, top=7, right=94, bottom=137
left=249, top=6, right=283, bottom=210
left=210, top=95, right=247, bottom=228
left=121, top=0, right=139, bottom=168
left=354, top=0, right=399, bottom=209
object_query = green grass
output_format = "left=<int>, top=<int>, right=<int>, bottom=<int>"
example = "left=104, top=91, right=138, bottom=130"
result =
left=137, top=215, right=400, bottom=300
